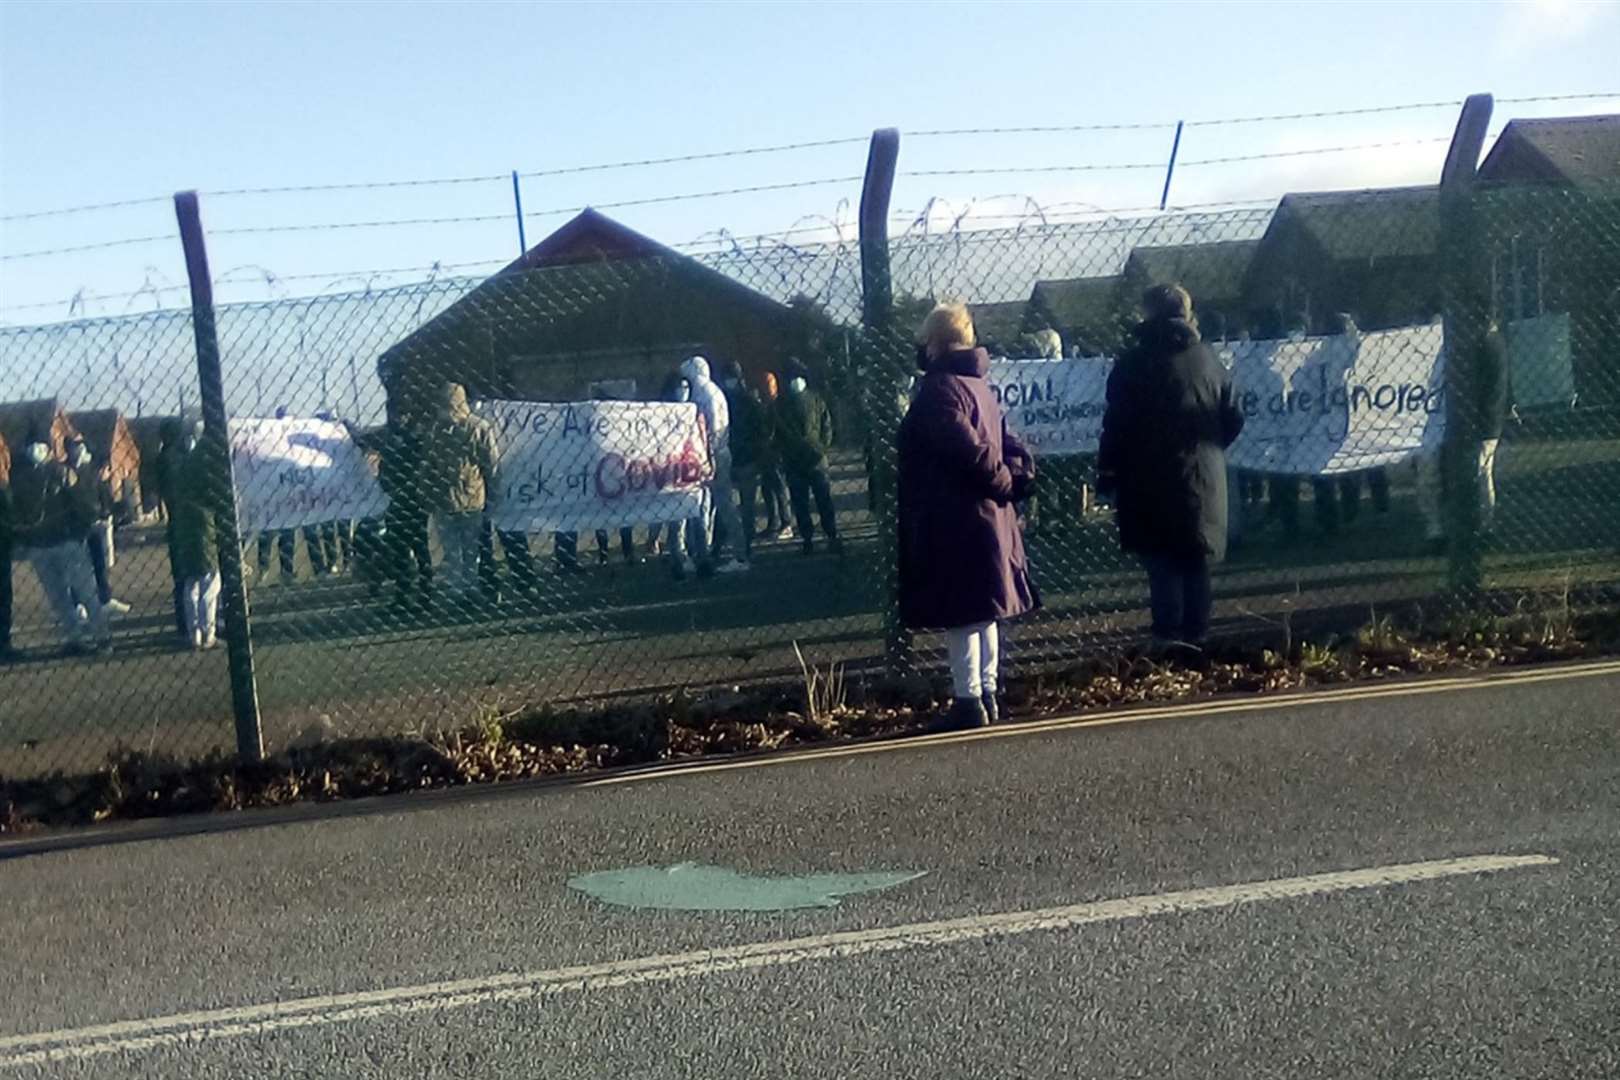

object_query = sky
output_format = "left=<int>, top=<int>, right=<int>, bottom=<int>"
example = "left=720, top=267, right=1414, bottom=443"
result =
left=2, top=0, right=1618, bottom=324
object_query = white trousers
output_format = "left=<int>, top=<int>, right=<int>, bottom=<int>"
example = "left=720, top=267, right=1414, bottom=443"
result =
left=25, top=540, right=107, bottom=643
left=945, top=620, right=1000, bottom=699
left=1416, top=439, right=1500, bottom=540
left=185, top=572, right=221, bottom=641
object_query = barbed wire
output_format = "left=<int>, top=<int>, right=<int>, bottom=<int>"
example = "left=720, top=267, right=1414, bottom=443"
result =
left=0, top=234, right=177, bottom=262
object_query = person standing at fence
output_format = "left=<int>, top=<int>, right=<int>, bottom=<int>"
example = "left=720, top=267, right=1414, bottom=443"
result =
left=718, top=359, right=768, bottom=566
left=67, top=436, right=132, bottom=615
left=420, top=382, right=498, bottom=600
left=679, top=355, right=746, bottom=575
left=1417, top=314, right=1510, bottom=544
left=11, top=430, right=112, bottom=656
left=775, top=358, right=842, bottom=556
left=1099, top=285, right=1244, bottom=652
left=659, top=372, right=703, bottom=581
left=156, top=418, right=189, bottom=640
left=170, top=418, right=221, bottom=650
left=377, top=404, right=434, bottom=611
left=899, top=303, right=1038, bottom=731
left=757, top=372, right=792, bottom=540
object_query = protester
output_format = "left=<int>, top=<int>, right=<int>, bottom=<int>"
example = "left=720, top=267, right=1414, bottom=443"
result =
left=1099, top=284, right=1245, bottom=651
left=1417, top=314, right=1510, bottom=543
left=898, top=303, right=1038, bottom=731
left=170, top=417, right=221, bottom=650
left=757, top=372, right=792, bottom=539
left=679, top=355, right=747, bottom=574
left=659, top=371, right=704, bottom=581
left=67, top=436, right=132, bottom=615
left=376, top=404, right=434, bottom=610
left=156, top=418, right=189, bottom=639
left=775, top=357, right=842, bottom=556
left=11, top=429, right=111, bottom=655
left=717, top=359, right=769, bottom=564
left=420, top=382, right=498, bottom=598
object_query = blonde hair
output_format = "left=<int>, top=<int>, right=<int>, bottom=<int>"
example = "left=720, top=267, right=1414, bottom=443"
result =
left=919, top=302, right=976, bottom=358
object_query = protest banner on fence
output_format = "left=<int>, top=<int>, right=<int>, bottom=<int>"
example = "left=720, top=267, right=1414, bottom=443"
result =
left=989, top=323, right=1447, bottom=475
left=230, top=417, right=389, bottom=533
left=478, top=399, right=711, bottom=534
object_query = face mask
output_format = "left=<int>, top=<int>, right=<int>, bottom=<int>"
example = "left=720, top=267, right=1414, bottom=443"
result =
left=789, top=377, right=807, bottom=395
left=70, top=445, right=91, bottom=469
left=675, top=386, right=691, bottom=403
left=722, top=379, right=740, bottom=391
left=25, top=442, right=49, bottom=466
left=183, top=436, right=199, bottom=453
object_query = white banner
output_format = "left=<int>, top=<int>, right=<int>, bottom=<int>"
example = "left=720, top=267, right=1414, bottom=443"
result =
left=478, top=399, right=711, bottom=533
left=989, top=324, right=1447, bottom=476
left=231, top=418, right=388, bottom=533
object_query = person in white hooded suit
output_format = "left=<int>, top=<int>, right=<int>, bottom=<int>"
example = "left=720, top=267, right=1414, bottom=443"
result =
left=679, top=355, right=749, bottom=574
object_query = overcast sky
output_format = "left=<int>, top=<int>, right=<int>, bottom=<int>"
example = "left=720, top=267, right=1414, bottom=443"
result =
left=2, top=0, right=1617, bottom=324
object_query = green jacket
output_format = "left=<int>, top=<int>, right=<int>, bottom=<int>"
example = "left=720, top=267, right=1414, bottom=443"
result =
left=419, top=385, right=498, bottom=515
left=171, top=449, right=219, bottom=579
left=775, top=388, right=834, bottom=474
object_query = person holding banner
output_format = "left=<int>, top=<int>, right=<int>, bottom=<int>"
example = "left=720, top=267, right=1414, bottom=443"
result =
left=10, top=430, right=112, bottom=656
left=679, top=355, right=747, bottom=574
left=899, top=303, right=1039, bottom=732
left=1099, top=285, right=1244, bottom=652
left=420, top=383, right=499, bottom=600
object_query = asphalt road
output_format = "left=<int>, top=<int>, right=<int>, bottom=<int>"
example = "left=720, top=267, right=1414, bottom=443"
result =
left=2, top=662, right=1617, bottom=1077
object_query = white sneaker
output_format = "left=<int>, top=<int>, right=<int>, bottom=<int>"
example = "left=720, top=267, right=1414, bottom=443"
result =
left=104, top=598, right=132, bottom=615
left=716, top=559, right=751, bottom=574
left=191, top=629, right=205, bottom=651
left=75, top=604, right=89, bottom=625
left=203, top=633, right=220, bottom=650
left=775, top=526, right=794, bottom=541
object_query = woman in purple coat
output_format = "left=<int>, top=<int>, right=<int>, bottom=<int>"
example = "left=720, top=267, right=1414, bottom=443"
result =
left=898, top=303, right=1040, bottom=730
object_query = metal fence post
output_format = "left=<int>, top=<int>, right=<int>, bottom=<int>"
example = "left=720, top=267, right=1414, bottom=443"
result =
left=1437, top=94, right=1494, bottom=595
left=174, top=190, right=265, bottom=763
left=856, top=128, right=910, bottom=667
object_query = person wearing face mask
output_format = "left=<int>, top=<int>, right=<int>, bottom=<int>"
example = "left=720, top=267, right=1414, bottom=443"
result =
left=67, top=436, right=132, bottom=616
left=678, top=355, right=746, bottom=575
left=10, top=430, right=111, bottom=655
left=169, top=417, right=222, bottom=650
left=773, top=358, right=841, bottom=556
left=660, top=371, right=704, bottom=581
left=155, top=418, right=190, bottom=640
left=757, top=373, right=792, bottom=540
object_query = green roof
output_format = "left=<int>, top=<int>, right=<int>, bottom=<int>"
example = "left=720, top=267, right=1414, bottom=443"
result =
left=1480, top=115, right=1620, bottom=186
left=1273, top=185, right=1439, bottom=261
left=1122, top=240, right=1258, bottom=304
left=968, top=300, right=1029, bottom=346
left=1027, top=275, right=1119, bottom=330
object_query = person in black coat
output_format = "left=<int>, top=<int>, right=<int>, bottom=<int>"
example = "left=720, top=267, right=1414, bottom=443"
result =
left=1098, top=284, right=1244, bottom=648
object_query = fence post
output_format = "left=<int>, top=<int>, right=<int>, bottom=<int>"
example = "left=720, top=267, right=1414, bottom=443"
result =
left=856, top=128, right=910, bottom=667
left=1437, top=93, right=1494, bottom=594
left=174, top=190, right=265, bottom=763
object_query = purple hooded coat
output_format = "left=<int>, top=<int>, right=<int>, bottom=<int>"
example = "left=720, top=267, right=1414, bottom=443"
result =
left=897, top=347, right=1040, bottom=630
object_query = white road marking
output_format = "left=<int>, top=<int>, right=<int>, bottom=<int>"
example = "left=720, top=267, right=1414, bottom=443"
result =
left=0, top=853, right=1557, bottom=1068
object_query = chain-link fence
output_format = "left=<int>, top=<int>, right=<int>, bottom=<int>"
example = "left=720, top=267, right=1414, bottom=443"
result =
left=2, top=186, right=1618, bottom=778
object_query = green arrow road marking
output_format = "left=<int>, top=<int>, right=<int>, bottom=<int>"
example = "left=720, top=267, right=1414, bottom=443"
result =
left=567, top=863, right=928, bottom=911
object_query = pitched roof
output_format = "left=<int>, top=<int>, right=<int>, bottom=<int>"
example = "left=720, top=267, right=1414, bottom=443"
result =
left=1272, top=185, right=1439, bottom=260
left=1479, top=115, right=1620, bottom=186
left=1027, top=275, right=1120, bottom=330
left=968, top=300, right=1029, bottom=346
left=1122, top=240, right=1259, bottom=304
left=0, top=398, right=71, bottom=455
left=67, top=409, right=122, bottom=453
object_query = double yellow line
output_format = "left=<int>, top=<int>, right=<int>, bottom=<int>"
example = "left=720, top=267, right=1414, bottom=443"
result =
left=581, top=656, right=1620, bottom=789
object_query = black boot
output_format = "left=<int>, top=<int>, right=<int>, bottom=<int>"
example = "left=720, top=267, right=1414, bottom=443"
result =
left=936, top=696, right=989, bottom=733
left=981, top=691, right=999, bottom=724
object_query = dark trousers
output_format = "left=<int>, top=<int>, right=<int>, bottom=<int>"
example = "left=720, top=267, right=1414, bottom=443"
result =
left=481, top=522, right=537, bottom=592
left=166, top=531, right=187, bottom=636
left=86, top=526, right=112, bottom=605
left=734, top=463, right=761, bottom=561
left=759, top=465, right=789, bottom=531
left=384, top=505, right=433, bottom=596
left=787, top=466, right=838, bottom=546
left=258, top=527, right=330, bottom=578
left=595, top=527, right=635, bottom=564
left=1142, top=552, right=1213, bottom=644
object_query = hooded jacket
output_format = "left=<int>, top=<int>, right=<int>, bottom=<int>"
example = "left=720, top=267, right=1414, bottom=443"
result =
left=678, top=357, right=730, bottom=464
left=774, top=378, right=834, bottom=475
left=170, top=445, right=219, bottom=579
left=419, top=384, right=498, bottom=515
left=9, top=455, right=80, bottom=550
left=1098, top=316, right=1244, bottom=561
